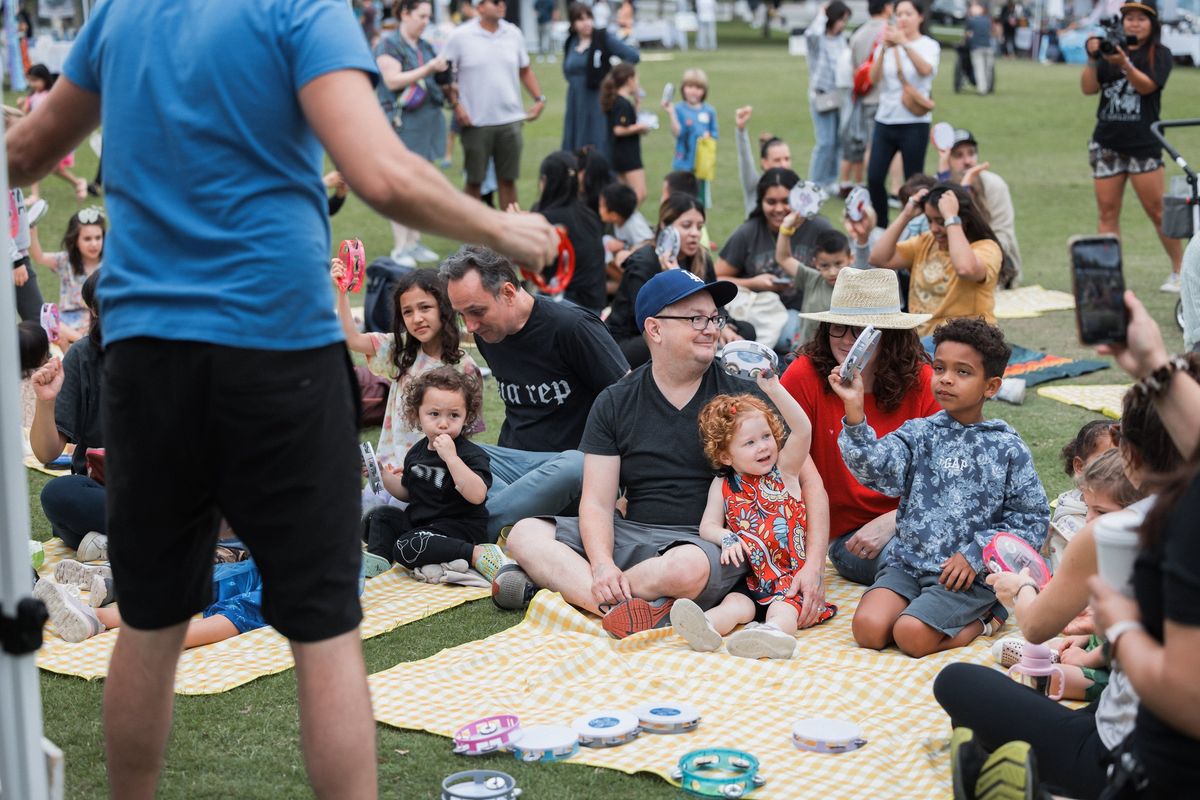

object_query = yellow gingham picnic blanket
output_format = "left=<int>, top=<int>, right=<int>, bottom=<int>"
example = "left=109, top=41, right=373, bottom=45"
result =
left=1037, top=384, right=1131, bottom=419
left=369, top=564, right=1000, bottom=799
left=34, top=539, right=489, bottom=694
left=994, top=286, right=1076, bottom=319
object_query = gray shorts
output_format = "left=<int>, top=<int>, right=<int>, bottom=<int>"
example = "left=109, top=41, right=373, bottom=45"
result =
left=549, top=515, right=747, bottom=611
left=461, top=120, right=523, bottom=185
left=867, top=564, right=1006, bottom=638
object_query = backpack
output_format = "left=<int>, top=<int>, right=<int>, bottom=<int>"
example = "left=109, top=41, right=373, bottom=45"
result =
left=362, top=256, right=414, bottom=333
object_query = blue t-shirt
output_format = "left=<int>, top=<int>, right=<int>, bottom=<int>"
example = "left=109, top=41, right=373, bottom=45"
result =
left=671, top=102, right=719, bottom=172
left=63, top=0, right=378, bottom=350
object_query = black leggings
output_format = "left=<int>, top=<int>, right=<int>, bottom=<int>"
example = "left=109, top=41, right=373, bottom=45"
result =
left=362, top=505, right=480, bottom=568
left=933, top=663, right=1111, bottom=799
left=867, top=120, right=930, bottom=228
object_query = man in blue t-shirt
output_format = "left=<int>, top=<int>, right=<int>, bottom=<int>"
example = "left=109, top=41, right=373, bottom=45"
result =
left=6, top=1, right=557, bottom=796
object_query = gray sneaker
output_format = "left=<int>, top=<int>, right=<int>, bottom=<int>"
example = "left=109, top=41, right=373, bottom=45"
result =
left=34, top=579, right=105, bottom=643
left=491, top=563, right=537, bottom=610
left=408, top=243, right=440, bottom=263
left=76, top=532, right=109, bottom=562
left=726, top=622, right=796, bottom=660
left=53, top=558, right=112, bottom=587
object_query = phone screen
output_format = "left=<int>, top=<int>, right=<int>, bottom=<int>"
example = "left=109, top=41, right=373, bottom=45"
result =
left=1071, top=237, right=1126, bottom=345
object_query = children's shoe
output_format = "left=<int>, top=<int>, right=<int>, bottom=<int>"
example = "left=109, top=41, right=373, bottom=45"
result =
left=75, top=532, right=109, bottom=562
left=87, top=575, right=117, bottom=608
left=601, top=597, right=674, bottom=639
left=388, top=248, right=417, bottom=269
left=726, top=622, right=796, bottom=660
left=975, top=740, right=1039, bottom=800
left=472, top=544, right=508, bottom=582
left=408, top=243, right=440, bottom=263
left=669, top=598, right=721, bottom=652
left=53, top=558, right=112, bottom=588
left=981, top=614, right=1005, bottom=637
left=1160, top=272, right=1181, bottom=293
left=362, top=551, right=392, bottom=579
left=951, top=727, right=988, bottom=800
left=491, top=563, right=538, bottom=610
left=34, top=580, right=105, bottom=643
left=991, top=637, right=1061, bottom=669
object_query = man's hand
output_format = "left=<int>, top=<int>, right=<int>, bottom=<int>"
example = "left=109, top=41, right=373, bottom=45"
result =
left=842, top=513, right=897, bottom=561
left=939, top=552, right=977, bottom=592
left=591, top=562, right=632, bottom=608
left=12, top=264, right=29, bottom=287
left=454, top=103, right=472, bottom=128
left=527, top=98, right=546, bottom=122
left=788, top=561, right=827, bottom=629
left=961, top=161, right=990, bottom=188
left=31, top=357, right=64, bottom=403
left=493, top=212, right=560, bottom=269
left=735, top=105, right=753, bottom=131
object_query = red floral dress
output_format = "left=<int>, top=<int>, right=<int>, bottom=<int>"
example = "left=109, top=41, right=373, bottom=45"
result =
left=723, top=466, right=836, bottom=621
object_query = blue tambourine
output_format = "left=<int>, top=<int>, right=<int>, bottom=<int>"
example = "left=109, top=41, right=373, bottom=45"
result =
left=510, top=724, right=579, bottom=763
left=572, top=710, right=640, bottom=748
left=440, top=769, right=522, bottom=800
left=632, top=701, right=701, bottom=734
left=670, top=748, right=767, bottom=798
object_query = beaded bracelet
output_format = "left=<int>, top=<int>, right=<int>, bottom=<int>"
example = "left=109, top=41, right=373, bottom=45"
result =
left=1134, top=356, right=1188, bottom=400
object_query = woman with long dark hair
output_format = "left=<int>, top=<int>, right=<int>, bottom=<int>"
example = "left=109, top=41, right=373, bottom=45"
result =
left=780, top=267, right=939, bottom=585
left=532, top=150, right=607, bottom=313
left=1082, top=0, right=1179, bottom=292
left=870, top=182, right=1002, bottom=335
left=561, top=2, right=639, bottom=158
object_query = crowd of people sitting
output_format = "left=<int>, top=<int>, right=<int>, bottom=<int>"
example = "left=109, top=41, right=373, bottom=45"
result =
left=11, top=1, right=1199, bottom=798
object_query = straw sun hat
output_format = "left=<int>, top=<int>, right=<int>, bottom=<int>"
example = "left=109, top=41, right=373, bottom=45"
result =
left=797, top=268, right=931, bottom=330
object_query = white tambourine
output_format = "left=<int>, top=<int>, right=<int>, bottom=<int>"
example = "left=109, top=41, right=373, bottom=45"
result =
left=637, top=111, right=660, bottom=131
left=655, top=226, right=681, bottom=262
left=844, top=186, right=871, bottom=223
left=662, top=83, right=675, bottom=105
left=452, top=715, right=522, bottom=756
left=572, top=710, right=641, bottom=747
left=791, top=718, right=868, bottom=754
left=931, top=121, right=956, bottom=151
left=632, top=701, right=702, bottom=734
left=719, top=340, right=779, bottom=381
left=787, top=181, right=825, bottom=219
left=839, top=325, right=881, bottom=385
left=510, top=724, right=579, bottom=763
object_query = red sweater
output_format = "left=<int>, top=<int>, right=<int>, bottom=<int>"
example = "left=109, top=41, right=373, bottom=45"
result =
left=781, top=355, right=940, bottom=539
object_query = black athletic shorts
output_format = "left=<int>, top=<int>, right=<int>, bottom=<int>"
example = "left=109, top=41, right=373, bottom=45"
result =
left=103, top=338, right=362, bottom=642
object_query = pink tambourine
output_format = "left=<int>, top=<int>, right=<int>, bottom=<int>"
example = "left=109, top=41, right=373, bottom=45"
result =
left=452, top=715, right=523, bottom=756
left=338, top=239, right=366, bottom=293
left=983, top=532, right=1052, bottom=588
left=40, top=303, right=61, bottom=343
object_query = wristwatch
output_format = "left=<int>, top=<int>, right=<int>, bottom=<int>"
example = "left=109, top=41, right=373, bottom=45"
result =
left=1104, top=619, right=1143, bottom=660
left=535, top=94, right=547, bottom=103
left=943, top=215, right=962, bottom=227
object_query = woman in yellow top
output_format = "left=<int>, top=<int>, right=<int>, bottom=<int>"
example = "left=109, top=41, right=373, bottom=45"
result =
left=869, top=183, right=1003, bottom=336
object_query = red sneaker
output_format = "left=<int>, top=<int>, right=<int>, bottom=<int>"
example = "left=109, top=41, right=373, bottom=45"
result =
left=601, top=597, right=674, bottom=639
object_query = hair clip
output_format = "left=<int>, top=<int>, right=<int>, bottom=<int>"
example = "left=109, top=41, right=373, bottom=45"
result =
left=77, top=206, right=105, bottom=225
left=729, top=404, right=737, bottom=415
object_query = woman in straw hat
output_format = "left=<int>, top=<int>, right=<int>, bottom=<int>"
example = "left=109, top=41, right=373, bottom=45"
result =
left=870, top=182, right=1002, bottom=336
left=780, top=267, right=939, bottom=585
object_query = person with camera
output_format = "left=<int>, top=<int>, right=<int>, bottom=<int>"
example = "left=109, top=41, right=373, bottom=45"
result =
left=1082, top=0, right=1181, bottom=294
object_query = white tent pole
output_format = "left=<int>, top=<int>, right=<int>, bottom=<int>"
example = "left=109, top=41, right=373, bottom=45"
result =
left=0, top=53, right=52, bottom=800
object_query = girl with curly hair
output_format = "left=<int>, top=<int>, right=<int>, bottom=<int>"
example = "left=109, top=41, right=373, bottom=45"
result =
left=779, top=267, right=939, bottom=585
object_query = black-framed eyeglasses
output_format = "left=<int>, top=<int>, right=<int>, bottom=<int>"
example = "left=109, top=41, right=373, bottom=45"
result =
left=654, top=313, right=728, bottom=331
left=828, top=323, right=864, bottom=339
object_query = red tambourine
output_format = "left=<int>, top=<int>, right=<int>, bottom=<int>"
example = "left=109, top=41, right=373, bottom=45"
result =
left=338, top=238, right=366, bottom=293
left=517, top=228, right=574, bottom=296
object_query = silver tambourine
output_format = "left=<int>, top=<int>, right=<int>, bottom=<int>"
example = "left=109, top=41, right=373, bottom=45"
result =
left=656, top=226, right=681, bottom=262
left=719, top=340, right=779, bottom=380
left=839, top=325, right=881, bottom=386
left=787, top=181, right=826, bottom=219
left=571, top=710, right=641, bottom=747
left=791, top=718, right=868, bottom=754
left=633, top=701, right=702, bottom=734
left=844, top=186, right=871, bottom=222
left=441, top=770, right=522, bottom=800
left=360, top=441, right=383, bottom=494
left=510, top=724, right=579, bottom=763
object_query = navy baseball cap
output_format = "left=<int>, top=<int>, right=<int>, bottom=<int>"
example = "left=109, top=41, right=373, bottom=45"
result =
left=635, top=269, right=738, bottom=333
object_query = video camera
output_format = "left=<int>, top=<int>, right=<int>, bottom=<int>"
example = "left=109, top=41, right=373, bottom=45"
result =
left=1096, top=16, right=1136, bottom=56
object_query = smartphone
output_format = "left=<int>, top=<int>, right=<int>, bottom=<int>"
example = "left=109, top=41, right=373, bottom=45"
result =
left=1069, top=234, right=1126, bottom=346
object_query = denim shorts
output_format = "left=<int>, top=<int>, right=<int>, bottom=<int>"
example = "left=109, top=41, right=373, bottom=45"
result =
left=867, top=564, right=1006, bottom=638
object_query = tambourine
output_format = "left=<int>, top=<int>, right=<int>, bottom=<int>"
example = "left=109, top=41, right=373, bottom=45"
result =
left=360, top=441, right=384, bottom=495
left=338, top=238, right=366, bottom=293
left=787, top=181, right=825, bottom=219
left=930, top=121, right=956, bottom=152
left=441, top=770, right=522, bottom=800
left=633, top=701, right=701, bottom=734
left=510, top=724, right=579, bottom=763
left=839, top=325, right=881, bottom=385
left=517, top=228, right=575, bottom=296
left=844, top=186, right=871, bottom=223
left=571, top=710, right=640, bottom=748
left=452, top=715, right=523, bottom=756
left=719, top=340, right=779, bottom=380
left=40, top=302, right=61, bottom=344
left=655, top=226, right=681, bottom=262
left=637, top=111, right=660, bottom=131
left=662, top=82, right=675, bottom=105
left=791, top=718, right=868, bottom=754
left=671, top=748, right=766, bottom=798
left=983, top=532, right=1052, bottom=589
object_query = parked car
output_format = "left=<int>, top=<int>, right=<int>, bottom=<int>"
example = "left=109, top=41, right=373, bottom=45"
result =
left=930, top=0, right=968, bottom=25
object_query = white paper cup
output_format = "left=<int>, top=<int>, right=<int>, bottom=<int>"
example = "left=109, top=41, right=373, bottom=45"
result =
left=1093, top=509, right=1142, bottom=596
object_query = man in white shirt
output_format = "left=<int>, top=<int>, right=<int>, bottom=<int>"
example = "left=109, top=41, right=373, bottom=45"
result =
left=442, top=0, right=546, bottom=209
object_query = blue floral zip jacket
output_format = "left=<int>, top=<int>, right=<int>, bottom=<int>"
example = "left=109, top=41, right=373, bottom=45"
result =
left=838, top=410, right=1049, bottom=578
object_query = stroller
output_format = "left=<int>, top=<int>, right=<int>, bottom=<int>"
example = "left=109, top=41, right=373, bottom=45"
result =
left=953, top=41, right=997, bottom=94
left=1152, top=119, right=1200, bottom=347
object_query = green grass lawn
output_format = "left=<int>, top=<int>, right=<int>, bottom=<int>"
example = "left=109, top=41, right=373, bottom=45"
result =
left=18, top=24, right=1200, bottom=799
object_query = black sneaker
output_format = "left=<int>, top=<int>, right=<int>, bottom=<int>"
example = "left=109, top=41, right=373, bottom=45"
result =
left=491, top=563, right=537, bottom=610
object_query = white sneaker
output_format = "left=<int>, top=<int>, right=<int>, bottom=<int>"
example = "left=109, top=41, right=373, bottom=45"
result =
left=53, top=558, right=112, bottom=587
left=408, top=243, right=440, bottom=263
left=389, top=248, right=417, bottom=269
left=76, top=532, right=109, bottom=562
left=34, top=579, right=105, bottom=643
left=726, top=622, right=796, bottom=660
left=995, top=378, right=1026, bottom=405
left=1160, top=272, right=1181, bottom=293
left=669, top=597, right=722, bottom=652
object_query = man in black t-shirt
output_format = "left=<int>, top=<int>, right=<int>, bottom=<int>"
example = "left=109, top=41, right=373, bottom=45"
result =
left=441, top=246, right=630, bottom=540
left=502, top=269, right=831, bottom=638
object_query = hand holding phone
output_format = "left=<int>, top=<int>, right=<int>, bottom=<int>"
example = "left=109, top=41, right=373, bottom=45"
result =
left=1069, top=234, right=1126, bottom=346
